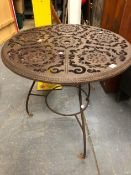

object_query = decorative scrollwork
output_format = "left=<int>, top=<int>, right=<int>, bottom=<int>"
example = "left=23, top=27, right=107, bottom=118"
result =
left=69, top=60, right=86, bottom=74
left=2, top=24, right=130, bottom=84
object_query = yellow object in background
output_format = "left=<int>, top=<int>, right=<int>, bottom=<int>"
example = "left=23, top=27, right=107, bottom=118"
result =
left=32, top=0, right=51, bottom=27
left=32, top=0, right=62, bottom=90
left=37, top=82, right=62, bottom=90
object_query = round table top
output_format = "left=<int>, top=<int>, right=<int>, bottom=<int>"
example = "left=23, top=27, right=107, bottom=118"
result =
left=1, top=24, right=131, bottom=85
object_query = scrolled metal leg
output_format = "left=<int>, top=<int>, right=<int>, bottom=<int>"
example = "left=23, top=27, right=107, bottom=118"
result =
left=79, top=84, right=87, bottom=159
left=45, top=85, right=89, bottom=158
left=26, top=80, right=36, bottom=117
left=87, top=83, right=91, bottom=99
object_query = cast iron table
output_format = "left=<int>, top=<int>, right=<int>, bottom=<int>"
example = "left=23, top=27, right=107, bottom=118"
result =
left=1, top=24, right=131, bottom=159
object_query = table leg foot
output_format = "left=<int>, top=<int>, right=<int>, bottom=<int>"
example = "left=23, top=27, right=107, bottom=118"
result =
left=28, top=113, right=33, bottom=117
left=78, top=152, right=87, bottom=159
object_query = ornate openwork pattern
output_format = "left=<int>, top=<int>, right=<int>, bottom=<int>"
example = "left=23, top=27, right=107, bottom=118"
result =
left=1, top=24, right=131, bottom=84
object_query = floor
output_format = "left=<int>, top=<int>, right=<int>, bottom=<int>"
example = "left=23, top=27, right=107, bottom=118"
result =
left=0, top=42, right=131, bottom=174
left=22, top=19, right=35, bottom=30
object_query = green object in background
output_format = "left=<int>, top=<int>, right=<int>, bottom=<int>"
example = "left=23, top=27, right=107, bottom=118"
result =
left=16, top=13, right=23, bottom=29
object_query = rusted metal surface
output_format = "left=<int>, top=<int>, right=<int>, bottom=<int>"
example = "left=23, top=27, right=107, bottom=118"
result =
left=1, top=24, right=131, bottom=85
left=1, top=24, right=131, bottom=158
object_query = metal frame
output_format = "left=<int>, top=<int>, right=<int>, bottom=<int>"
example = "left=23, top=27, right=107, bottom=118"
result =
left=26, top=81, right=91, bottom=159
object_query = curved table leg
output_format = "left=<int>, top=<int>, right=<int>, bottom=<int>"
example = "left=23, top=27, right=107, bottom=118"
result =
left=79, top=84, right=87, bottom=159
left=45, top=84, right=90, bottom=158
left=87, top=83, right=91, bottom=99
left=25, top=82, right=90, bottom=158
left=26, top=80, right=36, bottom=117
